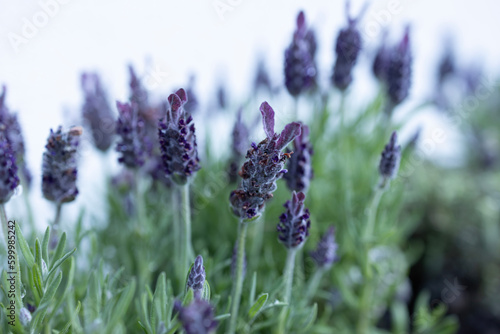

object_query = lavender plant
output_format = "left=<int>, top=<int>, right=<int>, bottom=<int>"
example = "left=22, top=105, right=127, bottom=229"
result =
left=284, top=123, right=313, bottom=193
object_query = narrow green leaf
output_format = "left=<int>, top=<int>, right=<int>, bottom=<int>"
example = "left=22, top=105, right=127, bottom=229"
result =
left=15, top=222, right=34, bottom=268
left=50, top=232, right=67, bottom=270
left=183, top=288, right=194, bottom=305
left=249, top=272, right=257, bottom=307
left=35, top=238, right=42, bottom=269
left=299, top=303, right=317, bottom=332
left=41, top=226, right=50, bottom=264
left=46, top=248, right=76, bottom=282
left=248, top=293, right=268, bottom=319
left=152, top=272, right=167, bottom=326
left=59, top=301, right=81, bottom=334
left=32, top=264, right=44, bottom=298
left=30, top=271, right=62, bottom=331
left=202, top=280, right=211, bottom=301
left=104, top=278, right=136, bottom=332
left=141, top=293, right=153, bottom=334
left=214, top=313, right=231, bottom=321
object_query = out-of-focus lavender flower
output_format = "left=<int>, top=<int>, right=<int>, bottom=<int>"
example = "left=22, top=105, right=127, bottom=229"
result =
left=174, top=299, right=218, bottom=334
left=184, top=75, right=199, bottom=115
left=111, top=168, right=136, bottom=216
left=128, top=65, right=149, bottom=111
left=0, top=136, right=19, bottom=204
left=437, top=47, right=455, bottom=86
left=284, top=11, right=317, bottom=97
left=387, top=27, right=412, bottom=107
left=0, top=86, right=31, bottom=188
left=372, top=34, right=389, bottom=82
left=331, top=2, right=364, bottom=91
left=158, top=89, right=201, bottom=185
left=187, top=255, right=206, bottom=298
left=254, top=59, right=273, bottom=94
left=379, top=131, right=401, bottom=180
left=81, top=72, right=115, bottom=152
left=115, top=102, right=147, bottom=169
left=310, top=227, right=338, bottom=270
left=231, top=242, right=246, bottom=279
left=42, top=126, right=82, bottom=204
left=228, top=108, right=249, bottom=183
left=230, top=102, right=301, bottom=220
left=277, top=191, right=311, bottom=249
left=217, top=83, right=227, bottom=110
left=284, top=123, right=313, bottom=193
left=463, top=65, right=483, bottom=96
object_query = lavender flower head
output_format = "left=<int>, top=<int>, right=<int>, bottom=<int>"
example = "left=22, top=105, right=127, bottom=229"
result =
left=115, top=102, right=147, bottom=169
left=230, top=102, right=301, bottom=220
left=284, top=11, right=317, bottom=97
left=379, top=131, right=401, bottom=181
left=387, top=27, right=412, bottom=107
left=81, top=73, right=115, bottom=152
left=187, top=255, right=206, bottom=298
left=158, top=89, right=200, bottom=185
left=277, top=191, right=311, bottom=249
left=0, top=136, right=19, bottom=204
left=284, top=123, right=313, bottom=193
left=310, top=227, right=338, bottom=270
left=42, top=126, right=82, bottom=204
left=174, top=299, right=218, bottom=334
left=331, top=1, right=365, bottom=91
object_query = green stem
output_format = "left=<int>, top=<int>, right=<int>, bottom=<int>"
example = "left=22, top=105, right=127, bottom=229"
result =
left=180, top=183, right=194, bottom=291
left=228, top=222, right=247, bottom=334
left=305, top=268, right=324, bottom=302
left=278, top=248, right=297, bottom=334
left=339, top=92, right=354, bottom=228
left=250, top=213, right=264, bottom=270
left=364, top=187, right=384, bottom=242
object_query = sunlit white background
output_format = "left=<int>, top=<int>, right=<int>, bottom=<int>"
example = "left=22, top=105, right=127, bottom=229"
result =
left=0, top=0, right=499, bottom=228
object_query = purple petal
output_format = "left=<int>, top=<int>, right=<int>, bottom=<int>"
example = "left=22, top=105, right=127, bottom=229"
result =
left=276, top=122, right=301, bottom=151
left=175, top=88, right=188, bottom=103
left=297, top=11, right=305, bottom=31
left=168, top=93, right=182, bottom=120
left=260, top=102, right=275, bottom=138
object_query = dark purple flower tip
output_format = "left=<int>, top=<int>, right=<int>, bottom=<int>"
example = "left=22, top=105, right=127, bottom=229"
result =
left=42, top=126, right=81, bottom=204
left=260, top=102, right=275, bottom=138
left=310, top=226, right=339, bottom=269
left=277, top=191, right=311, bottom=249
left=176, top=299, right=218, bottom=334
left=187, top=255, right=206, bottom=298
left=296, top=11, right=306, bottom=31
left=379, top=131, right=401, bottom=180
left=175, top=88, right=188, bottom=104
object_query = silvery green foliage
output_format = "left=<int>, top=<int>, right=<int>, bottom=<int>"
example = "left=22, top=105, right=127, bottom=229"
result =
left=158, top=88, right=201, bottom=185
left=81, top=72, right=115, bottom=152
left=310, top=227, right=338, bottom=269
left=284, top=123, right=314, bottom=193
left=230, top=102, right=301, bottom=220
left=42, top=126, right=81, bottom=204
left=277, top=191, right=311, bottom=249
left=187, top=255, right=206, bottom=298
left=379, top=131, right=402, bottom=180
left=284, top=11, right=317, bottom=97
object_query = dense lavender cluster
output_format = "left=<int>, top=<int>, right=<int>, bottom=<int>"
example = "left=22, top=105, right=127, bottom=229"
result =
left=175, top=299, right=218, bottom=334
left=284, top=11, right=317, bottom=97
left=115, top=102, right=147, bottom=169
left=310, top=227, right=338, bottom=269
left=230, top=102, right=301, bottom=220
left=284, top=123, right=313, bottom=193
left=81, top=73, right=115, bottom=152
left=0, top=137, right=19, bottom=204
left=158, top=89, right=200, bottom=185
left=277, top=191, right=311, bottom=249
left=42, top=126, right=82, bottom=204
left=379, top=131, right=402, bottom=180
left=187, top=255, right=206, bottom=298
left=331, top=5, right=363, bottom=91
left=386, top=27, right=412, bottom=107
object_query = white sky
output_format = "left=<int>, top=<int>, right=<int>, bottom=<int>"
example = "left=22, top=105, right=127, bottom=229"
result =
left=0, top=0, right=499, bottom=227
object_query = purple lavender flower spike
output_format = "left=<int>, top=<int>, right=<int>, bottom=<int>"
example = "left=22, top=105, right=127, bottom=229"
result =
left=42, top=126, right=82, bottom=204
left=230, top=102, right=301, bottom=220
left=310, top=227, right=338, bottom=270
left=331, top=1, right=366, bottom=91
left=387, top=26, right=412, bottom=107
left=0, top=136, right=19, bottom=204
left=128, top=65, right=149, bottom=110
left=372, top=32, right=389, bottom=82
left=115, top=101, right=147, bottom=169
left=174, top=299, right=218, bottom=334
left=254, top=59, right=273, bottom=94
left=284, top=11, right=317, bottom=97
left=379, top=131, right=401, bottom=180
left=277, top=191, right=311, bottom=249
left=187, top=255, right=206, bottom=299
left=284, top=123, right=313, bottom=193
left=158, top=88, right=201, bottom=185
left=81, top=73, right=115, bottom=152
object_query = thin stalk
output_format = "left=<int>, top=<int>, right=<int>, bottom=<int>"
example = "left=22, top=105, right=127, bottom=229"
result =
left=357, top=185, right=386, bottom=334
left=339, top=92, right=354, bottom=228
left=228, top=221, right=248, bottom=334
left=250, top=213, right=264, bottom=270
left=277, top=248, right=297, bottom=334
left=50, top=203, right=62, bottom=249
left=305, top=268, right=325, bottom=302
left=180, top=183, right=194, bottom=291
